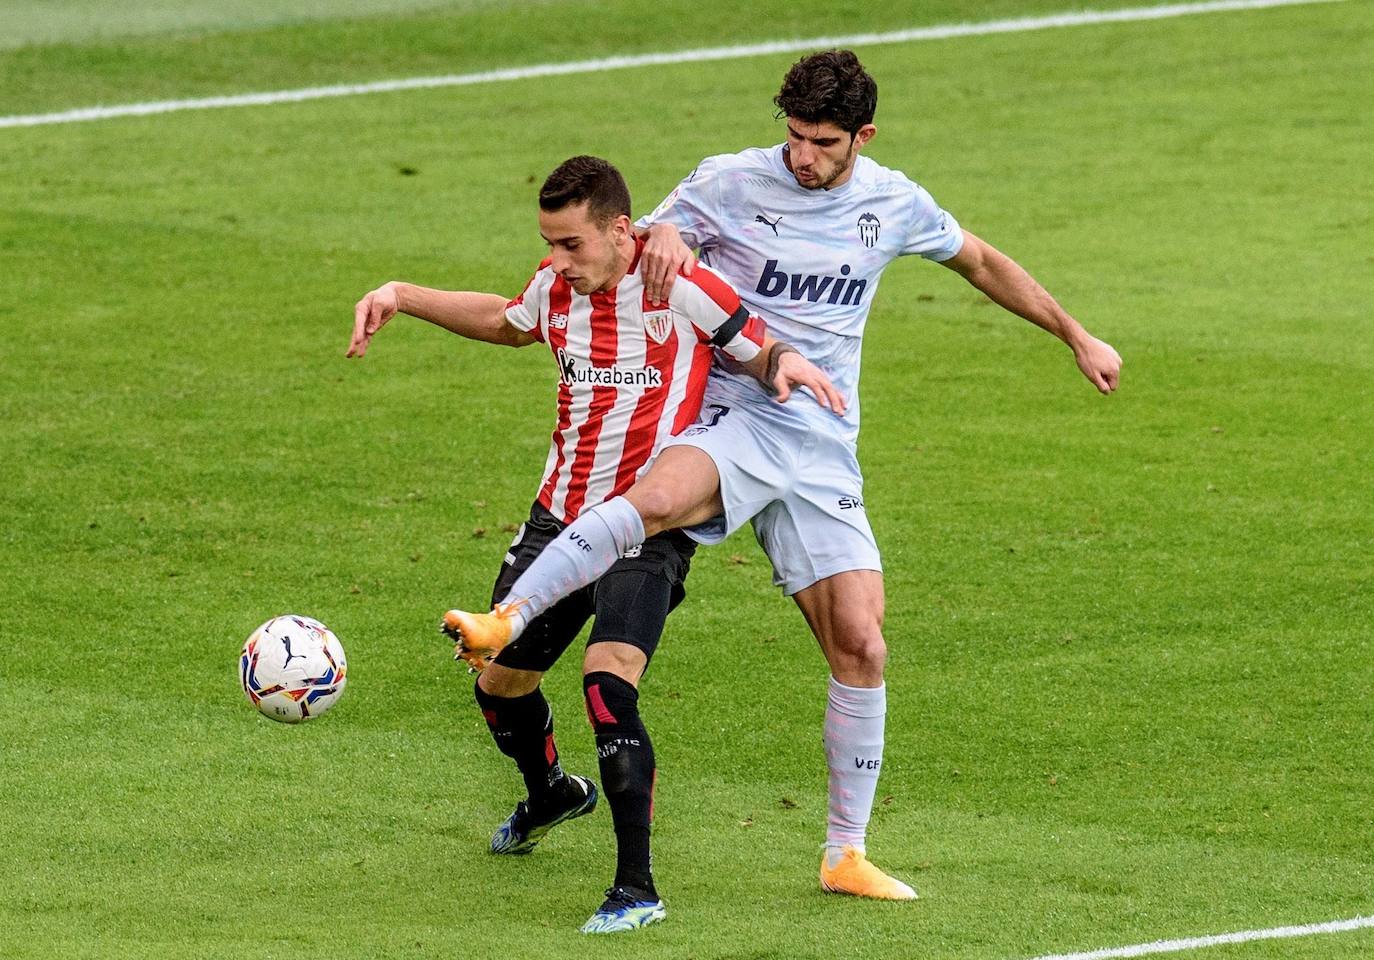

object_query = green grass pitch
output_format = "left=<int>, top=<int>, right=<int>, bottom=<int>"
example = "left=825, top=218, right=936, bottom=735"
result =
left=2, top=2, right=1372, bottom=958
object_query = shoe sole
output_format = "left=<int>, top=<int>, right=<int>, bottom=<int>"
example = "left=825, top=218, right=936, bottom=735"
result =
left=819, top=876, right=919, bottom=900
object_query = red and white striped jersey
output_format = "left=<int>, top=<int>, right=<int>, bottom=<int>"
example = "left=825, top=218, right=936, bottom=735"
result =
left=505, top=238, right=766, bottom=524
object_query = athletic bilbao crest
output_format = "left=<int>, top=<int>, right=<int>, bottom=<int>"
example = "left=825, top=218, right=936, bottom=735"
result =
left=857, top=212, right=881, bottom=248
left=643, top=309, right=672, bottom=344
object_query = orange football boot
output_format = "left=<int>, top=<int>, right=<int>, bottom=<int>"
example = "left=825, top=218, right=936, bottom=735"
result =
left=441, top=601, right=525, bottom=672
left=819, top=847, right=918, bottom=900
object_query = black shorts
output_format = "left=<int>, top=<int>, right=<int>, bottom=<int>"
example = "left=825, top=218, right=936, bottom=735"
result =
left=489, top=502, right=697, bottom=673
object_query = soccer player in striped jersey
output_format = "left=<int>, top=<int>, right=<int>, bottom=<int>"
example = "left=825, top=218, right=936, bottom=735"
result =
left=444, top=53, right=1123, bottom=902
left=347, top=155, right=840, bottom=933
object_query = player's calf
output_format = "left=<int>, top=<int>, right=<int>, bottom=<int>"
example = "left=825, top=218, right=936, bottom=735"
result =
left=473, top=681, right=598, bottom=854
left=584, top=671, right=659, bottom=901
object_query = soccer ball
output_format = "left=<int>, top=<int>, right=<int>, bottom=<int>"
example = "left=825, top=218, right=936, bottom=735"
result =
left=239, top=615, right=348, bottom=723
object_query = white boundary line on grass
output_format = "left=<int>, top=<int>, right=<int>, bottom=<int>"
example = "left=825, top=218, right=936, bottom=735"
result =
left=0, top=0, right=1346, bottom=129
left=1025, top=913, right=1374, bottom=960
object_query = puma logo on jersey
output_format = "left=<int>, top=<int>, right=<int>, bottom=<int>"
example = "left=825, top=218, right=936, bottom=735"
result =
left=755, top=259, right=868, bottom=305
left=754, top=213, right=782, bottom=236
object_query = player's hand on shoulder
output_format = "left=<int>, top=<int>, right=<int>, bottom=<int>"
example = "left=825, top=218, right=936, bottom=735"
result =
left=642, top=223, right=695, bottom=306
left=770, top=345, right=847, bottom=415
left=1073, top=335, right=1122, bottom=394
left=347, top=282, right=402, bottom=358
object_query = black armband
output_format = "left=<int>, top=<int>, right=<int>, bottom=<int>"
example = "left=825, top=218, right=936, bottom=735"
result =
left=710, top=305, right=750, bottom=347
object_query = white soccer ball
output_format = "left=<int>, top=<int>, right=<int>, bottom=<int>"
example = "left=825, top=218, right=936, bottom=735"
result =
left=239, top=615, right=348, bottom=723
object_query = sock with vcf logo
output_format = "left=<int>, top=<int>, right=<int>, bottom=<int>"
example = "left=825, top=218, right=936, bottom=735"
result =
left=823, top=676, right=886, bottom=861
left=584, top=671, right=657, bottom=898
left=500, top=497, right=645, bottom=635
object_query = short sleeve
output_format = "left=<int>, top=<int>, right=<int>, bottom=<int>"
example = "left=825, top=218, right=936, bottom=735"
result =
left=504, top=263, right=549, bottom=342
left=902, top=184, right=964, bottom=262
left=672, top=264, right=765, bottom=364
left=634, top=156, right=724, bottom=251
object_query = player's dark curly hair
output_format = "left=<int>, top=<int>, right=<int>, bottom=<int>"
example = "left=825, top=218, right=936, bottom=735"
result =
left=773, top=50, right=877, bottom=135
left=539, top=155, right=631, bottom=225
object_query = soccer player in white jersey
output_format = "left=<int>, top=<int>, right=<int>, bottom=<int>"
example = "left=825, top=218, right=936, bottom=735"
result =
left=347, top=156, right=840, bottom=932
left=445, top=53, right=1122, bottom=900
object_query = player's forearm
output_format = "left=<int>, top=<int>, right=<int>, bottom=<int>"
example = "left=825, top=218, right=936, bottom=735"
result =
left=953, top=238, right=1091, bottom=351
left=967, top=252, right=1091, bottom=350
left=393, top=283, right=522, bottom=346
left=739, top=337, right=796, bottom=386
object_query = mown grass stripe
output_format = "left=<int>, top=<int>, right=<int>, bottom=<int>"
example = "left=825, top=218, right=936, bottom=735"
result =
left=0, top=0, right=1344, bottom=130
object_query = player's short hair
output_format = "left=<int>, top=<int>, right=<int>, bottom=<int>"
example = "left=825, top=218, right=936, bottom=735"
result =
left=773, top=50, right=877, bottom=135
left=539, top=156, right=631, bottom=226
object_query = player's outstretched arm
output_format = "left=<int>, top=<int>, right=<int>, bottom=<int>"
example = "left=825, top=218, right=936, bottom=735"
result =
left=741, top=338, right=847, bottom=414
left=347, top=281, right=536, bottom=358
left=941, top=231, right=1121, bottom=394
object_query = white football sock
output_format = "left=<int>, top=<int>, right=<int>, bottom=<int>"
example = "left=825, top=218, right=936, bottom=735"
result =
left=823, top=676, right=886, bottom=856
left=500, top=497, right=646, bottom=635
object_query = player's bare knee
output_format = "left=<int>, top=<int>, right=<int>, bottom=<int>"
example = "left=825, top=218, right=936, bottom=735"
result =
left=625, top=484, right=680, bottom=536
left=837, top=629, right=886, bottom=666
left=823, top=622, right=887, bottom=683
left=583, top=641, right=645, bottom=687
left=857, top=632, right=887, bottom=670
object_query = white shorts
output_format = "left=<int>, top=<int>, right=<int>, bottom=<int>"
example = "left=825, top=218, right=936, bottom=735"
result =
left=663, top=397, right=881, bottom=595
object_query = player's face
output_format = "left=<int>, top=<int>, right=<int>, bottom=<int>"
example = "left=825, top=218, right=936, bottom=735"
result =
left=539, top=202, right=631, bottom=295
left=783, top=118, right=877, bottom=190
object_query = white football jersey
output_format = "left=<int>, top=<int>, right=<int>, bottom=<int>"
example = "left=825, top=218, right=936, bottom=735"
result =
left=637, top=144, right=963, bottom=439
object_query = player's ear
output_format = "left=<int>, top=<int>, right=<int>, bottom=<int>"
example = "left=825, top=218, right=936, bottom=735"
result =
left=853, top=124, right=877, bottom=150
left=610, top=213, right=633, bottom=242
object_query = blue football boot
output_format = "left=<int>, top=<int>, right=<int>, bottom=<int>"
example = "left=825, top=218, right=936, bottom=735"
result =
left=490, top=774, right=597, bottom=854
left=580, top=885, right=666, bottom=933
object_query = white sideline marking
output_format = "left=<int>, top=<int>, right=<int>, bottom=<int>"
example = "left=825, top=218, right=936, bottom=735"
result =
left=1025, top=913, right=1374, bottom=960
left=0, top=0, right=1345, bottom=130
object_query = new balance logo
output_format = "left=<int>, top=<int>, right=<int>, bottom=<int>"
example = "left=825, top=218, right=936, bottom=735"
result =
left=754, top=213, right=782, bottom=236
left=549, top=311, right=569, bottom=329
left=755, top=259, right=867, bottom=305
left=556, top=348, right=663, bottom=389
